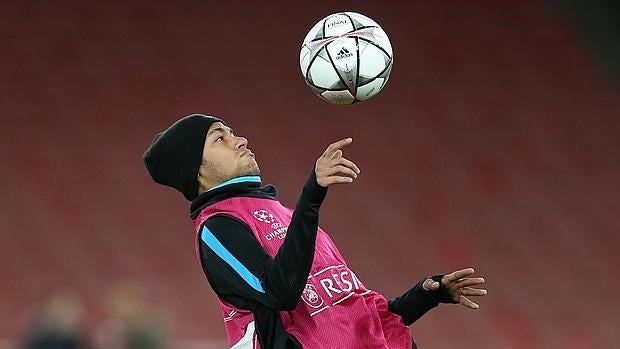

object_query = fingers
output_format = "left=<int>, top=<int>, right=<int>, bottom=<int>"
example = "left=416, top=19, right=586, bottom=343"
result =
left=459, top=296, right=480, bottom=309
left=443, top=268, right=475, bottom=283
left=460, top=287, right=487, bottom=297
left=336, top=156, right=361, bottom=174
left=422, top=279, right=440, bottom=291
left=455, top=277, right=485, bottom=288
left=330, top=149, right=343, bottom=160
left=320, top=176, right=354, bottom=186
left=321, top=165, right=359, bottom=179
left=439, top=267, right=486, bottom=309
left=316, top=164, right=358, bottom=187
left=316, top=138, right=361, bottom=187
left=323, top=138, right=353, bottom=158
left=316, top=166, right=358, bottom=186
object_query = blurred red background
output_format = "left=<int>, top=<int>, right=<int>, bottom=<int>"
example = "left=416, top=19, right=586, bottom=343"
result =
left=1, top=0, right=619, bottom=348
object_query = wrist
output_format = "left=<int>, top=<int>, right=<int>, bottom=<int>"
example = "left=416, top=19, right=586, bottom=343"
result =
left=303, top=169, right=328, bottom=205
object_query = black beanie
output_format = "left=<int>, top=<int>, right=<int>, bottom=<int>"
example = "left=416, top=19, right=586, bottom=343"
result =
left=143, top=114, right=223, bottom=201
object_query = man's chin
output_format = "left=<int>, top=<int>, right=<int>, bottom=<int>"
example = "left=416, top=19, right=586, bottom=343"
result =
left=241, top=165, right=260, bottom=177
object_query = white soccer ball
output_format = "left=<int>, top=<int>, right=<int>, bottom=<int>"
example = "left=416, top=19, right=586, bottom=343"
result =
left=300, top=12, right=393, bottom=105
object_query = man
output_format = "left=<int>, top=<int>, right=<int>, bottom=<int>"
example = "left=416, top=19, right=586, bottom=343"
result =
left=21, top=290, right=92, bottom=349
left=143, top=114, right=486, bottom=348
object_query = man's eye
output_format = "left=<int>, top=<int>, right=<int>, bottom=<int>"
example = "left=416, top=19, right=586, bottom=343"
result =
left=215, top=136, right=223, bottom=142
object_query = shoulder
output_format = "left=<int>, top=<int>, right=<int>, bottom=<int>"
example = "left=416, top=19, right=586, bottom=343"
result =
left=202, top=213, right=251, bottom=234
left=200, top=214, right=260, bottom=247
left=198, top=214, right=269, bottom=265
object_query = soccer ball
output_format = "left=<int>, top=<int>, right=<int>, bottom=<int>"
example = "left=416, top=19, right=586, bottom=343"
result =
left=299, top=12, right=393, bottom=105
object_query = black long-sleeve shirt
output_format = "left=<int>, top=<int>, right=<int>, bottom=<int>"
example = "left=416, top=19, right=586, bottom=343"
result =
left=190, top=172, right=443, bottom=348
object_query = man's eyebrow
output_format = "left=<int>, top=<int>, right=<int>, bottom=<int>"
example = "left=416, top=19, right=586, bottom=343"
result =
left=207, top=126, right=233, bottom=136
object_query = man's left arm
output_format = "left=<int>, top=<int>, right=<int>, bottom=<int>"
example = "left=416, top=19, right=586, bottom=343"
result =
left=388, top=268, right=487, bottom=325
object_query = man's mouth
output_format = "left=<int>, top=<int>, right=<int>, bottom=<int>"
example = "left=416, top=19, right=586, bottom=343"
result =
left=240, top=149, right=254, bottom=157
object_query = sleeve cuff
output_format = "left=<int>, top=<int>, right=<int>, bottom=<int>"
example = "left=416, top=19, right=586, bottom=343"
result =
left=302, top=169, right=328, bottom=205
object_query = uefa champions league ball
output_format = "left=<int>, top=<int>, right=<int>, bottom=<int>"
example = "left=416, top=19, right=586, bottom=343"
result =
left=300, top=12, right=393, bottom=105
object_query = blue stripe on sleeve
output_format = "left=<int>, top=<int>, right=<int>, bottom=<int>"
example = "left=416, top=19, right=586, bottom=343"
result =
left=200, top=225, right=265, bottom=293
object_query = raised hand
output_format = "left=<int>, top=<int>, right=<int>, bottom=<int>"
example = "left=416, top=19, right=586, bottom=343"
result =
left=423, top=268, right=487, bottom=309
left=315, top=138, right=361, bottom=187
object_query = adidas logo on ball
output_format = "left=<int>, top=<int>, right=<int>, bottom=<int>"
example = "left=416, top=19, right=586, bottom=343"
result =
left=335, top=47, right=354, bottom=60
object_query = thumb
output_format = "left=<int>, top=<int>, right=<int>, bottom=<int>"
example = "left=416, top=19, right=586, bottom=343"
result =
left=422, top=279, right=440, bottom=291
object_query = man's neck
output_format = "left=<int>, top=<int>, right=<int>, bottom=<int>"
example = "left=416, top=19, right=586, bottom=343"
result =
left=208, top=176, right=262, bottom=192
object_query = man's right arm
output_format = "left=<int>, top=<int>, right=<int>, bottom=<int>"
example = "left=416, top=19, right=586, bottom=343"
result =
left=199, top=138, right=360, bottom=311
left=199, top=170, right=330, bottom=311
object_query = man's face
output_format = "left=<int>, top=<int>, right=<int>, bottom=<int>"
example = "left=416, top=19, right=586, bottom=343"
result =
left=198, top=122, right=260, bottom=190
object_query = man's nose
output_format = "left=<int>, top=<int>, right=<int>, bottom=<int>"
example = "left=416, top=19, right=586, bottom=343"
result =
left=235, top=136, right=248, bottom=149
